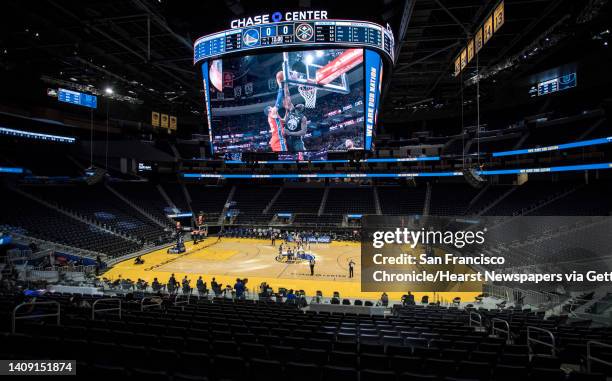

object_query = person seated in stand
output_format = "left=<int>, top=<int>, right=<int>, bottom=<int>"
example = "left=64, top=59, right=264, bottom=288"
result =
left=285, top=289, right=297, bottom=305
left=259, top=282, right=268, bottom=297
left=168, top=273, right=177, bottom=294
left=182, top=276, right=191, bottom=295
left=452, top=296, right=461, bottom=306
left=152, top=277, right=161, bottom=293
left=211, top=277, right=220, bottom=296
left=135, top=278, right=144, bottom=290
left=380, top=292, right=389, bottom=307
left=401, top=291, right=415, bottom=306
left=234, top=278, right=245, bottom=300
left=242, top=278, right=249, bottom=298
left=298, top=294, right=308, bottom=308
left=196, top=276, right=207, bottom=297
left=222, top=285, right=234, bottom=299
left=275, top=293, right=284, bottom=304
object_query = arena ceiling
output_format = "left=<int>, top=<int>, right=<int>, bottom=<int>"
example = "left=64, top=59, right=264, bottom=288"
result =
left=1, top=0, right=606, bottom=125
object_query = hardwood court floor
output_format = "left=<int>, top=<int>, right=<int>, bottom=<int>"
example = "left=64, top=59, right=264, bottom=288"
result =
left=103, top=237, right=480, bottom=302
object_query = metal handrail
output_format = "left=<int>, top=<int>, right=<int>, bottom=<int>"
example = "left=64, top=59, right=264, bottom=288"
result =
left=12, top=301, right=60, bottom=334
left=491, top=318, right=511, bottom=343
left=469, top=311, right=482, bottom=328
left=173, top=294, right=190, bottom=310
left=140, top=297, right=162, bottom=311
left=527, top=326, right=556, bottom=356
left=91, top=298, right=121, bottom=320
left=587, top=340, right=612, bottom=373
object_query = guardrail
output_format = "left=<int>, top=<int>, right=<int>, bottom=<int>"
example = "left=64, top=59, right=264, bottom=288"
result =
left=12, top=301, right=60, bottom=334
left=140, top=297, right=163, bottom=311
left=173, top=294, right=190, bottom=310
left=587, top=340, right=612, bottom=372
left=469, top=312, right=482, bottom=329
left=28, top=264, right=96, bottom=274
left=483, top=283, right=560, bottom=307
left=491, top=318, right=511, bottom=343
left=527, top=326, right=556, bottom=356
left=91, top=298, right=122, bottom=320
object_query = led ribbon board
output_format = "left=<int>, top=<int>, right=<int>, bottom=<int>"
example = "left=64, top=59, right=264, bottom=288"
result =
left=0, top=127, right=75, bottom=143
left=182, top=163, right=612, bottom=179
left=194, top=19, right=395, bottom=63
left=493, top=136, right=612, bottom=157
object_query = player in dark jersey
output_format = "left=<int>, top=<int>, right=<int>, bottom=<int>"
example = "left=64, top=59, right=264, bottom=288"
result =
left=279, top=80, right=308, bottom=152
left=284, top=103, right=308, bottom=152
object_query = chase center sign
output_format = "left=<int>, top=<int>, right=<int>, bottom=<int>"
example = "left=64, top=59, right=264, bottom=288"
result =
left=230, top=10, right=328, bottom=29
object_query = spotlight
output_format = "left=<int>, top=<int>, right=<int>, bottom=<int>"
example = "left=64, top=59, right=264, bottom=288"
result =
left=315, top=50, right=324, bottom=57
left=304, top=54, right=314, bottom=65
left=105, top=87, right=114, bottom=95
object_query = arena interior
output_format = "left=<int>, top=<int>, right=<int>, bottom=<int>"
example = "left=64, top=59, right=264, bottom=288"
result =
left=1, top=0, right=612, bottom=380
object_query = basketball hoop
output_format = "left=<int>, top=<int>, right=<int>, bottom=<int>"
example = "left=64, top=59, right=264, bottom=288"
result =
left=298, top=85, right=317, bottom=108
left=288, top=70, right=317, bottom=109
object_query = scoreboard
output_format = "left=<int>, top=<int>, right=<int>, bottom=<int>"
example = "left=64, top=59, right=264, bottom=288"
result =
left=58, top=88, right=97, bottom=109
left=537, top=73, right=577, bottom=96
left=194, top=19, right=394, bottom=63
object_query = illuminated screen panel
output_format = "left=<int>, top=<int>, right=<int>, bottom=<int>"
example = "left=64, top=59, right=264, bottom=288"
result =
left=57, top=88, right=97, bottom=109
left=529, top=73, right=577, bottom=97
left=194, top=19, right=394, bottom=63
left=364, top=50, right=382, bottom=150
left=206, top=48, right=367, bottom=154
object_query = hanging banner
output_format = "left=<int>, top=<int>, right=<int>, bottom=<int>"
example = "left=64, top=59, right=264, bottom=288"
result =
left=467, top=39, right=475, bottom=63
left=494, top=1, right=505, bottom=32
left=453, top=1, right=504, bottom=77
left=454, top=56, right=461, bottom=77
left=475, top=28, right=483, bottom=53
left=483, top=15, right=494, bottom=44
left=161, top=114, right=169, bottom=129
left=152, top=111, right=160, bottom=127
left=169, top=116, right=177, bottom=130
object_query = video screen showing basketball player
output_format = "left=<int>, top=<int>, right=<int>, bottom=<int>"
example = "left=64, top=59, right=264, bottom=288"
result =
left=266, top=71, right=309, bottom=152
left=263, top=86, right=287, bottom=152
left=208, top=48, right=365, bottom=155
left=264, top=71, right=308, bottom=152
left=280, top=77, right=308, bottom=152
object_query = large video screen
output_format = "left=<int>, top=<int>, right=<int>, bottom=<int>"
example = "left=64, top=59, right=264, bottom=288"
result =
left=204, top=48, right=370, bottom=154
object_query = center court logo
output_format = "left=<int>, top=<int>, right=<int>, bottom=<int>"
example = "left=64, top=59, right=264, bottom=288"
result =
left=242, top=28, right=260, bottom=47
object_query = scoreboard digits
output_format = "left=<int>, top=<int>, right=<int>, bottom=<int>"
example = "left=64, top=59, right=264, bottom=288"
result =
left=261, top=24, right=294, bottom=45
left=194, top=19, right=394, bottom=63
left=57, top=88, right=97, bottom=109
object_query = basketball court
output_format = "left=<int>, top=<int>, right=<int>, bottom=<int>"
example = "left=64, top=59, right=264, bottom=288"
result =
left=102, top=238, right=481, bottom=302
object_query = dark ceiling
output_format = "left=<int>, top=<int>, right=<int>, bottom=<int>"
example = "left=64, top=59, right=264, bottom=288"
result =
left=1, top=0, right=609, bottom=130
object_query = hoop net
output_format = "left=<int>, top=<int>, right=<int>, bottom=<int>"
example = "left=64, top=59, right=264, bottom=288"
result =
left=288, top=71, right=317, bottom=109
left=298, top=85, right=317, bottom=108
